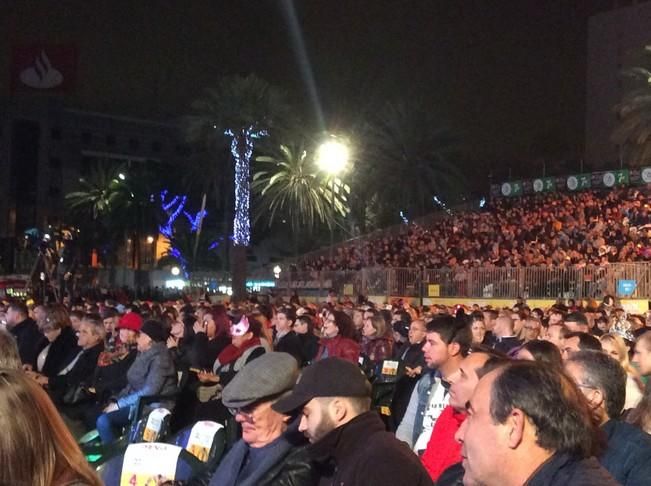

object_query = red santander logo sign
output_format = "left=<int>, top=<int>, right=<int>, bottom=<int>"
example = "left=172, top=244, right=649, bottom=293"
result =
left=11, top=44, right=77, bottom=92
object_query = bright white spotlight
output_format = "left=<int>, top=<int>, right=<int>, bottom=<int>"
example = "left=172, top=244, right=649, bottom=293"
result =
left=316, top=140, right=349, bottom=175
left=171, top=266, right=180, bottom=276
left=118, top=173, right=126, bottom=180
left=146, top=235, right=154, bottom=244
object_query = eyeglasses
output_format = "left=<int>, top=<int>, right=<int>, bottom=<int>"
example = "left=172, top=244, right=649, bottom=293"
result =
left=229, top=406, right=255, bottom=422
left=228, top=401, right=267, bottom=423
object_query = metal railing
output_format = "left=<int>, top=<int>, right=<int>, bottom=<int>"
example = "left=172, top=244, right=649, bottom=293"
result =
left=265, top=263, right=651, bottom=301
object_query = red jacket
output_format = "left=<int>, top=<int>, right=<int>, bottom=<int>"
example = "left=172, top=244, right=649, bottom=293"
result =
left=316, top=335, right=361, bottom=364
left=420, top=405, right=466, bottom=481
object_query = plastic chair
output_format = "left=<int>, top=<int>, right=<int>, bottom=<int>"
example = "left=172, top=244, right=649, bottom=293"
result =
left=81, top=369, right=188, bottom=466
left=81, top=394, right=177, bottom=466
left=97, top=442, right=196, bottom=486
left=169, top=420, right=226, bottom=474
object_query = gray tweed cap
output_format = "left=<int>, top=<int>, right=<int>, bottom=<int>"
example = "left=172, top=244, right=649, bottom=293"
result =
left=221, top=352, right=299, bottom=409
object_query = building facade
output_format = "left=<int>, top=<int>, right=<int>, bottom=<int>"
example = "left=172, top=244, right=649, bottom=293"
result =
left=0, top=96, right=187, bottom=272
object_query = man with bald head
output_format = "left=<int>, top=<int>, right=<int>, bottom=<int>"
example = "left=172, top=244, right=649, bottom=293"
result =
left=490, top=315, right=522, bottom=354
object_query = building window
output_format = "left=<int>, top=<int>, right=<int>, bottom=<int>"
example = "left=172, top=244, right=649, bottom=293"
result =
left=106, top=134, right=116, bottom=146
left=50, top=128, right=62, bottom=140
left=49, top=157, right=62, bottom=169
left=81, top=132, right=92, bottom=145
left=151, top=141, right=162, bottom=152
left=129, top=138, right=140, bottom=150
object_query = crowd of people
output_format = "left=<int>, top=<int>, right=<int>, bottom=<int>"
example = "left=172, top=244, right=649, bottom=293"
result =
left=3, top=291, right=651, bottom=484
left=298, top=188, right=651, bottom=271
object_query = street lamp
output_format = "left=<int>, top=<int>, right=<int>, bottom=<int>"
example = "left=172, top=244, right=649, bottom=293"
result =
left=316, top=139, right=350, bottom=260
left=273, top=265, right=282, bottom=279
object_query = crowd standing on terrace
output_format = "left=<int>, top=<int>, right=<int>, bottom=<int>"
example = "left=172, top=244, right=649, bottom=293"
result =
left=299, top=188, right=651, bottom=271
left=3, top=289, right=651, bottom=484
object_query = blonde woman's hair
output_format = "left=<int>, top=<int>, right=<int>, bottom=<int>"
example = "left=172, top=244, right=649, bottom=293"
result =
left=369, top=312, right=387, bottom=338
left=0, top=329, right=21, bottom=369
left=600, top=333, right=637, bottom=376
left=0, top=369, right=102, bottom=486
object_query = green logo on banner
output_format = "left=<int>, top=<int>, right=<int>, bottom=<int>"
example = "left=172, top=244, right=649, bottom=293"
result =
left=615, top=169, right=629, bottom=185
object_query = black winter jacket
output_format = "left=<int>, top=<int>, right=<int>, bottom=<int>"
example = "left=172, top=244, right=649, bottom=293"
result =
left=275, top=331, right=304, bottom=366
left=187, top=422, right=318, bottom=486
left=38, top=326, right=79, bottom=378
left=49, top=342, right=104, bottom=403
left=309, top=411, right=434, bottom=486
left=525, top=453, right=620, bottom=486
left=9, top=317, right=41, bottom=365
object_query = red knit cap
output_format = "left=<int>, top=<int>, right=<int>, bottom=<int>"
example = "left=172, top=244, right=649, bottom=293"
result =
left=117, top=312, right=143, bottom=332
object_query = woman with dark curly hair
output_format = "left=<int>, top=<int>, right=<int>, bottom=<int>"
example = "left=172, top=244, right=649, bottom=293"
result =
left=314, top=310, right=360, bottom=364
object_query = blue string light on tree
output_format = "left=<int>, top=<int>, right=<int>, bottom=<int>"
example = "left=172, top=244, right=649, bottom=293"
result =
left=225, top=126, right=267, bottom=247
left=158, top=190, right=208, bottom=277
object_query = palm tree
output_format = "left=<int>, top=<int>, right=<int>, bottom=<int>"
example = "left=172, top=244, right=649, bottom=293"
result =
left=252, top=143, right=349, bottom=252
left=186, top=74, right=288, bottom=301
left=65, top=164, right=129, bottom=219
left=357, top=100, right=463, bottom=226
left=66, top=162, right=159, bottom=271
left=65, top=164, right=131, bottom=266
left=613, top=46, right=651, bottom=166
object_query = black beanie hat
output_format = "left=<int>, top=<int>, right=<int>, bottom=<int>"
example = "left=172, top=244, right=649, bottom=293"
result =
left=140, top=320, right=167, bottom=343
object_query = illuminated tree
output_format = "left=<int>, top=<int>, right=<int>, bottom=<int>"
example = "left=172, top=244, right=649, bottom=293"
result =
left=186, top=75, right=288, bottom=301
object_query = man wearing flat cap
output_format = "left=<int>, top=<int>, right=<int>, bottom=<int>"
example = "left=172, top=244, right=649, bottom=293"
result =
left=273, top=357, right=434, bottom=486
left=192, top=352, right=318, bottom=486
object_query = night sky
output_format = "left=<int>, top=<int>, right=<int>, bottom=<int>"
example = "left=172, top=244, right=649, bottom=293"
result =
left=2, top=0, right=616, bottom=178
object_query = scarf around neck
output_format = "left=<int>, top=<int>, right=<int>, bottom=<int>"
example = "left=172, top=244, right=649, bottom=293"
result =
left=217, top=337, right=261, bottom=365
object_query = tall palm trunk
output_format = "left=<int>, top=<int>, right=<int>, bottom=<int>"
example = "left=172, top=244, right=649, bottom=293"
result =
left=231, top=130, right=251, bottom=302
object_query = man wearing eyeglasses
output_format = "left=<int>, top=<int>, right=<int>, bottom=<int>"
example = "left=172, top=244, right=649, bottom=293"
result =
left=190, top=352, right=318, bottom=486
left=565, top=350, right=651, bottom=485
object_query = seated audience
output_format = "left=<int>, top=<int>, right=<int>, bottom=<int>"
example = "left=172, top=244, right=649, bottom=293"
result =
left=396, top=316, right=470, bottom=453
left=455, top=361, right=618, bottom=485
left=273, top=358, right=434, bottom=486
left=96, top=320, right=176, bottom=444
left=0, top=369, right=102, bottom=485
left=562, top=331, right=602, bottom=360
left=515, top=339, right=563, bottom=372
left=293, top=314, right=320, bottom=365
left=600, top=333, right=643, bottom=409
left=0, top=328, right=21, bottom=369
left=273, top=306, right=304, bottom=365
left=314, top=310, right=360, bottom=364
left=189, top=352, right=318, bottom=486
left=32, top=305, right=79, bottom=378
left=565, top=351, right=651, bottom=485
left=6, top=301, right=42, bottom=366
